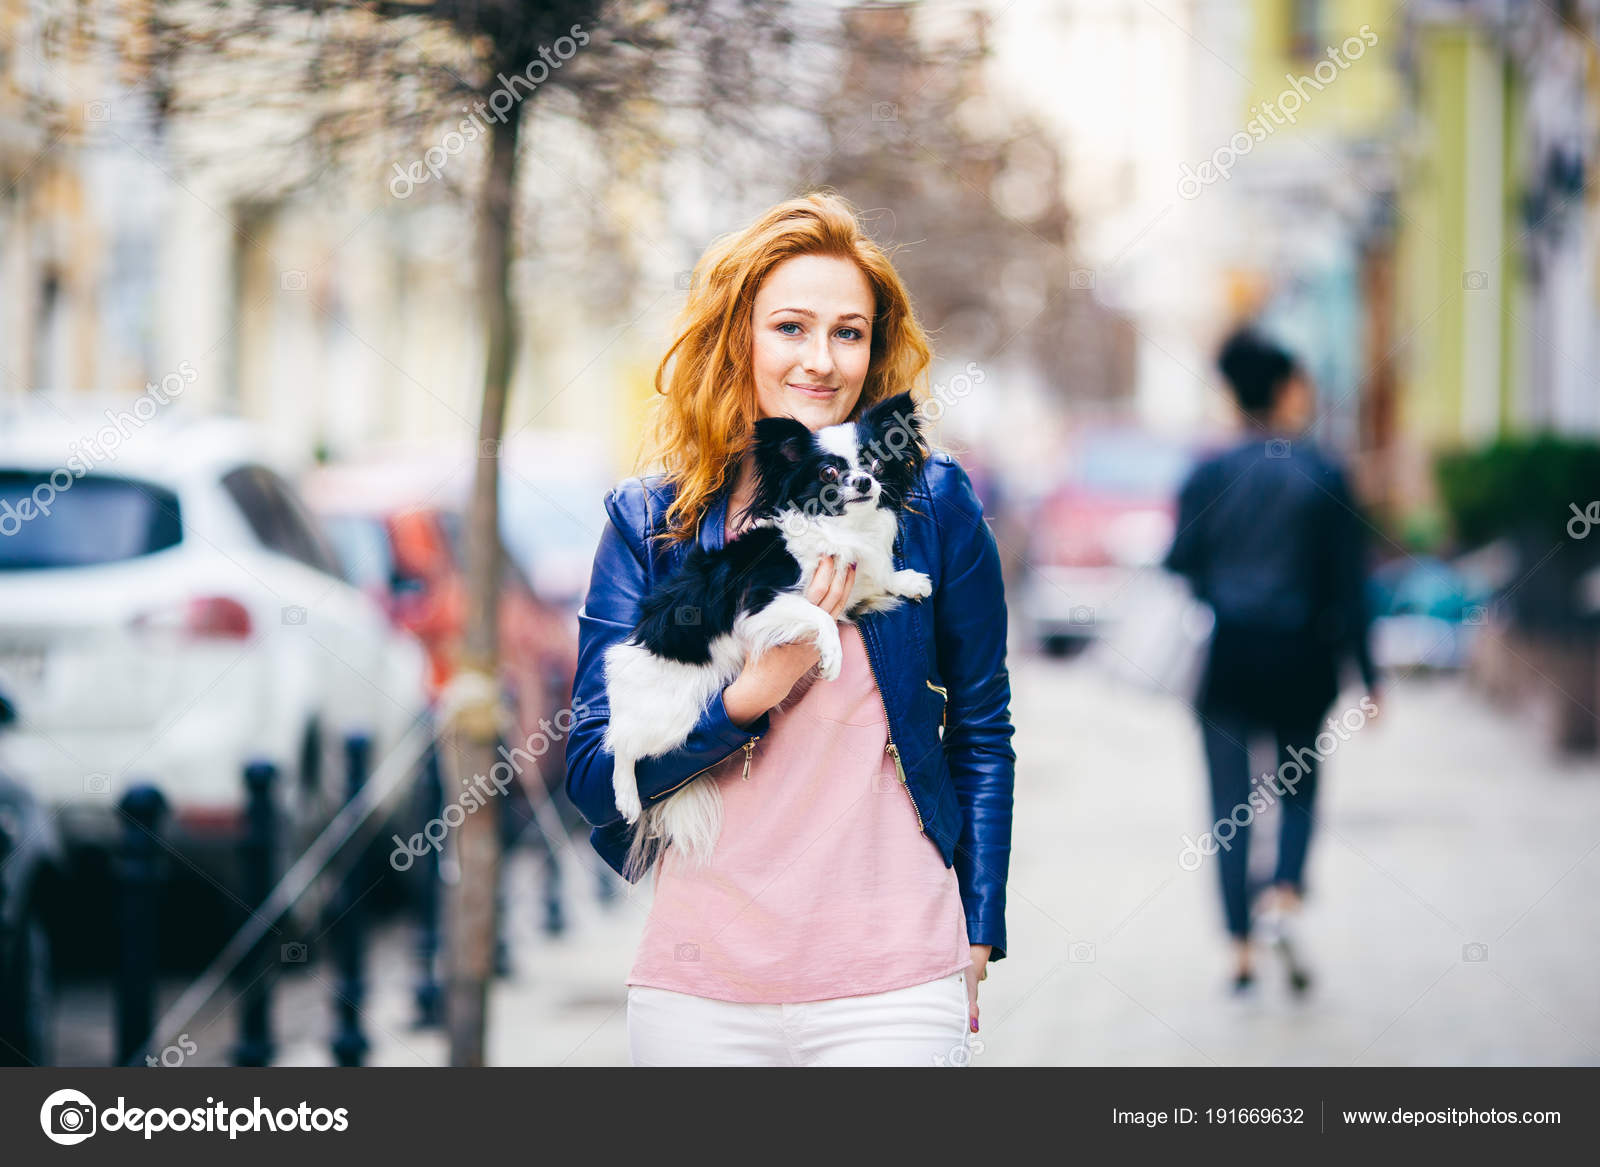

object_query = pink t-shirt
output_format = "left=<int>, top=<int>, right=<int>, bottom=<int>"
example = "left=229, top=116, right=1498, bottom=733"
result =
left=626, top=616, right=971, bottom=1004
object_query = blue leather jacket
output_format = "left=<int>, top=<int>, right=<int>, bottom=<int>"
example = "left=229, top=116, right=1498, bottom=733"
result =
left=564, top=450, right=1017, bottom=960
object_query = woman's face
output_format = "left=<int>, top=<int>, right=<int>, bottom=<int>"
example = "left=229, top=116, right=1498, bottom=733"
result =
left=749, top=253, right=875, bottom=431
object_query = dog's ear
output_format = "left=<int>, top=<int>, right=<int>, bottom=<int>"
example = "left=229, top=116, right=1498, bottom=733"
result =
left=752, top=416, right=813, bottom=466
left=861, top=391, right=926, bottom=475
left=749, top=416, right=814, bottom=518
left=862, top=392, right=923, bottom=445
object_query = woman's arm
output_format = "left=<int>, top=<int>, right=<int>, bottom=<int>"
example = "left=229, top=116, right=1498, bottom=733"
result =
left=1164, top=461, right=1211, bottom=593
left=564, top=481, right=774, bottom=830
left=1326, top=463, right=1379, bottom=694
left=931, top=457, right=1017, bottom=962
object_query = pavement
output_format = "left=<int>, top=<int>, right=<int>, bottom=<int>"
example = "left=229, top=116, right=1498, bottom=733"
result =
left=67, top=651, right=1600, bottom=1067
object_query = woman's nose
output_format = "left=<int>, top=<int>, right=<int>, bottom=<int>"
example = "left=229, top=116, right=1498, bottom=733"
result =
left=802, top=334, right=834, bottom=376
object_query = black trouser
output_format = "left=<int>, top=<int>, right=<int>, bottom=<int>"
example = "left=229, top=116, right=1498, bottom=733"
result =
left=1198, top=709, right=1323, bottom=939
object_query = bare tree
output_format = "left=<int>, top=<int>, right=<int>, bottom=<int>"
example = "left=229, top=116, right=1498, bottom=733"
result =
left=148, top=0, right=802, bottom=1065
left=810, top=4, right=1134, bottom=403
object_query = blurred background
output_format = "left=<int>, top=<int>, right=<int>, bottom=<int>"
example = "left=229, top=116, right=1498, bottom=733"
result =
left=0, top=0, right=1598, bottom=1067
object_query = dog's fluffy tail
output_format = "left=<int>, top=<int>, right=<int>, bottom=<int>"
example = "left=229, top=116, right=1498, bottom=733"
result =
left=621, top=780, right=724, bottom=881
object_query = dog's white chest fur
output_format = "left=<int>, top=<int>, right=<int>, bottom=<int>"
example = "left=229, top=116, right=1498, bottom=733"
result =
left=766, top=503, right=923, bottom=617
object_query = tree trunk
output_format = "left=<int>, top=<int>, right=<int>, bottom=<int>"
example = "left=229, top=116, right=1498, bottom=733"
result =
left=443, top=96, right=522, bottom=1068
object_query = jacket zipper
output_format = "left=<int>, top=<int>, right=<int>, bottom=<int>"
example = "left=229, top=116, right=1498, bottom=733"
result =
left=926, top=679, right=948, bottom=729
left=861, top=620, right=924, bottom=832
left=646, top=733, right=761, bottom=802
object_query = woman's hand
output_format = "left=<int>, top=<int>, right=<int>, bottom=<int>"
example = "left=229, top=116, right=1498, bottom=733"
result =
left=964, top=944, right=991, bottom=1033
left=723, top=554, right=856, bottom=728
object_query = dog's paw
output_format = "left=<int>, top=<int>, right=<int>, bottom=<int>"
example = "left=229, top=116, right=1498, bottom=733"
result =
left=894, top=570, right=933, bottom=600
left=613, top=779, right=642, bottom=824
left=818, top=639, right=844, bottom=681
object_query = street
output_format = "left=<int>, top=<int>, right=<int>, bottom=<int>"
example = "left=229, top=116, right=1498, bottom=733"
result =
left=85, top=651, right=1589, bottom=1068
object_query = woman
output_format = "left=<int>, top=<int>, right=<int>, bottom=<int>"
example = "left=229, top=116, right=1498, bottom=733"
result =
left=564, top=192, right=1016, bottom=1066
left=1165, top=327, right=1379, bottom=996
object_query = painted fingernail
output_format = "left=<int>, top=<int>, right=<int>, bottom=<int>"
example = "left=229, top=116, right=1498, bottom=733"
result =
left=849, top=562, right=858, bottom=572
left=970, top=1017, right=979, bottom=1032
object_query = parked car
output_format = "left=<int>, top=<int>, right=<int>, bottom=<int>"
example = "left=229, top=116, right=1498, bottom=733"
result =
left=1370, top=555, right=1492, bottom=672
left=1022, top=427, right=1203, bottom=655
left=0, top=410, right=429, bottom=902
left=0, top=688, right=65, bottom=1066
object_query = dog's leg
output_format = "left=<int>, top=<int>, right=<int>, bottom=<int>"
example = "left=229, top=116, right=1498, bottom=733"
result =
left=612, top=752, right=642, bottom=823
left=888, top=568, right=932, bottom=600
left=603, top=640, right=727, bottom=822
left=736, top=592, right=844, bottom=680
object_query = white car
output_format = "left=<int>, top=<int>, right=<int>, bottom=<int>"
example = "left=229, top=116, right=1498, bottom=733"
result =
left=0, top=408, right=429, bottom=886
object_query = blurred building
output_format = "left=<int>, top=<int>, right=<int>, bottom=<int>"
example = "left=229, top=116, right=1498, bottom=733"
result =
left=0, top=0, right=154, bottom=397
left=0, top=0, right=648, bottom=475
left=985, top=0, right=1407, bottom=461
left=1393, top=0, right=1600, bottom=517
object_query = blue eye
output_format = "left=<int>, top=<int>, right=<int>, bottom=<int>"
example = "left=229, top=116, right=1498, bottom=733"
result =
left=836, top=327, right=863, bottom=341
left=777, top=322, right=802, bottom=336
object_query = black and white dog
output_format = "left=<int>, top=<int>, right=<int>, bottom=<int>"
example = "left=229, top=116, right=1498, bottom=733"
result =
left=604, top=391, right=931, bottom=876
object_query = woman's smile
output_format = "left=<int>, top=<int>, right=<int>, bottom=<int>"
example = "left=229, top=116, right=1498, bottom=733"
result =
left=787, top=381, right=840, bottom=400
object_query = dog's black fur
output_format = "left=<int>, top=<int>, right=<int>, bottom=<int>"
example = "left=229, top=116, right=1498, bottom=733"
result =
left=629, top=391, right=927, bottom=665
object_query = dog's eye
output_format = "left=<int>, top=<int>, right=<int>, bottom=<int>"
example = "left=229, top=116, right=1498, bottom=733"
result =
left=820, top=465, right=840, bottom=482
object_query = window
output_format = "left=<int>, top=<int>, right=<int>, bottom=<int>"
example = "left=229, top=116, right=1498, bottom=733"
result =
left=222, top=464, right=343, bottom=578
left=0, top=471, right=183, bottom=570
left=1288, top=0, right=1323, bottom=60
left=320, top=513, right=394, bottom=591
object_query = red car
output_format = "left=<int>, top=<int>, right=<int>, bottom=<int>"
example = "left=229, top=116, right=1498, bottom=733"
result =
left=1022, top=427, right=1204, bottom=655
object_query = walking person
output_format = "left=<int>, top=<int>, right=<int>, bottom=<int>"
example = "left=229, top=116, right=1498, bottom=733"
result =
left=564, top=192, right=1016, bottom=1066
left=1165, top=327, right=1380, bottom=995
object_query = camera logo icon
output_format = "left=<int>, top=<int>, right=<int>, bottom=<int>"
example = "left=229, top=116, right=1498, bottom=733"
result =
left=674, top=942, right=700, bottom=962
left=83, top=101, right=110, bottom=122
left=281, top=605, right=307, bottom=626
left=282, top=942, right=309, bottom=963
left=1266, top=438, right=1292, bottom=459
left=1462, top=270, right=1488, bottom=291
left=1069, top=941, right=1096, bottom=963
left=872, top=102, right=898, bottom=122
left=40, top=1088, right=97, bottom=1145
left=84, top=772, right=111, bottom=795
left=1069, top=606, right=1096, bottom=627
left=1462, top=942, right=1489, bottom=963
left=1069, top=268, right=1096, bottom=290
left=675, top=605, right=701, bottom=626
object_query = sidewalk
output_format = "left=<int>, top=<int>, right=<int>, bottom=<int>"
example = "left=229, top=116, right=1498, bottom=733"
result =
left=287, top=656, right=1600, bottom=1066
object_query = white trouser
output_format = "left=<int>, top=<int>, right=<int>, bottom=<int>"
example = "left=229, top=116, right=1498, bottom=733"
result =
left=627, top=972, right=973, bottom=1067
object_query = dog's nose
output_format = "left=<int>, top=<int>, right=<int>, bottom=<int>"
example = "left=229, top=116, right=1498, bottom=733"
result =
left=852, top=476, right=872, bottom=494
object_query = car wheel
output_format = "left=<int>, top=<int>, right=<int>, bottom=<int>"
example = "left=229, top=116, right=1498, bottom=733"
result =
left=0, top=907, right=55, bottom=1066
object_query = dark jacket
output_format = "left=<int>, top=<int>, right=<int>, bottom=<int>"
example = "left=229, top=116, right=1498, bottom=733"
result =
left=1165, top=437, right=1377, bottom=723
left=564, top=450, right=1017, bottom=960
